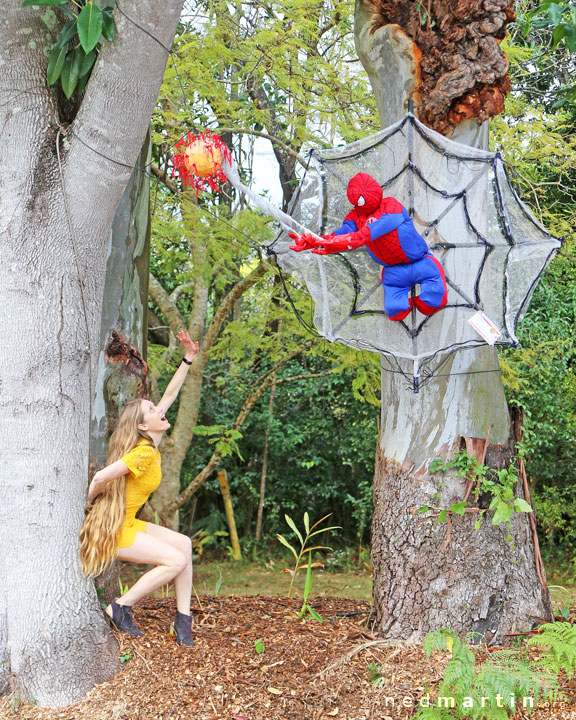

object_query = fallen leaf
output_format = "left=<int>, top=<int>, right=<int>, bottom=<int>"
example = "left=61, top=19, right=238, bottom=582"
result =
left=326, top=709, right=339, bottom=716
left=267, top=687, right=283, bottom=695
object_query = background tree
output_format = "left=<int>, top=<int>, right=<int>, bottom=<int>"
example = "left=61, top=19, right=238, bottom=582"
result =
left=0, top=0, right=184, bottom=705
left=355, top=0, right=556, bottom=642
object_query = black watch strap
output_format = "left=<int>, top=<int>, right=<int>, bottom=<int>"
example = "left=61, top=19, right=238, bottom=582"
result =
left=181, top=357, right=193, bottom=365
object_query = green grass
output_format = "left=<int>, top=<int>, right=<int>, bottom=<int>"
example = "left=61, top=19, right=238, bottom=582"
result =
left=192, top=559, right=373, bottom=601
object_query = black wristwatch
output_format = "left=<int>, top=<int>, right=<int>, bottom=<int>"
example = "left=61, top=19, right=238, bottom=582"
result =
left=181, top=357, right=193, bottom=365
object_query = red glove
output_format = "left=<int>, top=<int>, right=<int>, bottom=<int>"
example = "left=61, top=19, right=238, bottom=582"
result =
left=288, top=232, right=322, bottom=252
left=310, top=226, right=370, bottom=255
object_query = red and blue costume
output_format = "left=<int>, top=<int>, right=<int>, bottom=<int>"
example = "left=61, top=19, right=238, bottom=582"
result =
left=289, top=173, right=447, bottom=321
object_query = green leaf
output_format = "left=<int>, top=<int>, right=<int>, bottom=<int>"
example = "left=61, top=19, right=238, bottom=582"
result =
left=437, top=509, right=447, bottom=523
left=101, top=7, right=116, bottom=42
left=303, top=512, right=310, bottom=535
left=285, top=514, right=304, bottom=547
left=474, top=515, right=483, bottom=531
left=46, top=43, right=67, bottom=85
left=254, top=638, right=265, bottom=654
left=308, top=526, right=341, bottom=538
left=60, top=49, right=80, bottom=98
left=548, top=3, right=564, bottom=25
left=307, top=605, right=324, bottom=622
left=276, top=534, right=298, bottom=561
left=418, top=505, right=430, bottom=513
left=77, top=3, right=103, bottom=53
left=514, top=498, right=533, bottom=513
left=302, top=553, right=313, bottom=604
left=489, top=495, right=500, bottom=511
left=55, top=20, right=78, bottom=48
left=564, top=24, right=576, bottom=52
left=492, top=502, right=514, bottom=525
left=79, top=48, right=97, bottom=79
left=449, top=501, right=467, bottom=515
left=552, top=23, right=566, bottom=48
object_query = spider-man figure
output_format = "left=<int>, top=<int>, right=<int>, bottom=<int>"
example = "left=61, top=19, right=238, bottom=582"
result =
left=289, top=172, right=447, bottom=321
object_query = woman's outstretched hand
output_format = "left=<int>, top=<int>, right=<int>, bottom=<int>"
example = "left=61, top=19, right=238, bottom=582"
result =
left=177, top=330, right=199, bottom=363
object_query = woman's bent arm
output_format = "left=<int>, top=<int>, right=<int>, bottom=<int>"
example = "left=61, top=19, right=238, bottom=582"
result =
left=88, top=459, right=130, bottom=502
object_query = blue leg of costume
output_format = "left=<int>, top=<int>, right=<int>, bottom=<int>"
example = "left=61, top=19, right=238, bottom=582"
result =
left=381, top=264, right=414, bottom=321
left=413, top=254, right=447, bottom=315
left=382, top=255, right=447, bottom=321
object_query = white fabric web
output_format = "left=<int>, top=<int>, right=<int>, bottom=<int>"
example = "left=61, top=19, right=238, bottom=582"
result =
left=263, top=114, right=561, bottom=389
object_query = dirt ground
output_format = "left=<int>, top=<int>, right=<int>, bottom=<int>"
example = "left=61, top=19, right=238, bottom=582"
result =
left=2, top=594, right=576, bottom=720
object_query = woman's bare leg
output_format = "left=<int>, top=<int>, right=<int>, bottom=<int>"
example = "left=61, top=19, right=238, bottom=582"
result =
left=105, top=531, right=187, bottom=616
left=144, top=523, right=193, bottom=614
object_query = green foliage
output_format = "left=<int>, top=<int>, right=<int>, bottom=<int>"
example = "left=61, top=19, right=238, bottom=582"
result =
left=254, top=638, right=265, bottom=654
left=416, top=628, right=562, bottom=719
left=277, top=512, right=339, bottom=607
left=367, top=661, right=386, bottom=688
left=119, top=651, right=132, bottom=663
left=527, top=622, right=576, bottom=679
left=193, top=425, right=245, bottom=461
left=422, top=451, right=533, bottom=529
left=23, top=0, right=115, bottom=98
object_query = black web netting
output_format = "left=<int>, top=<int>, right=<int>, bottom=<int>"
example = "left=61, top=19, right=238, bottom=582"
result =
left=266, top=113, right=562, bottom=390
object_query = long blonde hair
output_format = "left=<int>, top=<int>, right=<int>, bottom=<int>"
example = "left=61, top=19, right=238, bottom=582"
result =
left=79, top=399, right=153, bottom=577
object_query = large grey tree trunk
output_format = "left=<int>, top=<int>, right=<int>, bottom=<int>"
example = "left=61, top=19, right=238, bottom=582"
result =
left=0, top=1, right=184, bottom=705
left=355, top=0, right=553, bottom=643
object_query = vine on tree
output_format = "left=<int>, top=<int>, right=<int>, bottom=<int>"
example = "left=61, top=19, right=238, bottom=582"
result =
left=418, top=450, right=533, bottom=539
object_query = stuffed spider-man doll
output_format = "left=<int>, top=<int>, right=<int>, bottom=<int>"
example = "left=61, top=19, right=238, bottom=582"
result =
left=289, top=172, right=447, bottom=321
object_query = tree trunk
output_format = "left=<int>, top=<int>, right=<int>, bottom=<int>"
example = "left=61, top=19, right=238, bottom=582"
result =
left=0, top=1, right=184, bottom=705
left=91, top=134, right=152, bottom=466
left=355, top=0, right=554, bottom=643
left=255, top=376, right=277, bottom=542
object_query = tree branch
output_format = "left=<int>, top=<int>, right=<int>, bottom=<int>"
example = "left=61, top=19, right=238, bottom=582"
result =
left=165, top=340, right=322, bottom=514
left=149, top=273, right=186, bottom=334
left=201, top=261, right=271, bottom=352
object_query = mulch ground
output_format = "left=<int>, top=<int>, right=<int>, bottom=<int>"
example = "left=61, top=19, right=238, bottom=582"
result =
left=3, top=595, right=576, bottom=720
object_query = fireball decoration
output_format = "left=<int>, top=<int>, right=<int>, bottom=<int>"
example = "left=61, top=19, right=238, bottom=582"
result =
left=172, top=130, right=232, bottom=195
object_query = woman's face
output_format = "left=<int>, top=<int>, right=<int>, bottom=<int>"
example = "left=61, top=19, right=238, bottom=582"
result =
left=138, top=400, right=170, bottom=433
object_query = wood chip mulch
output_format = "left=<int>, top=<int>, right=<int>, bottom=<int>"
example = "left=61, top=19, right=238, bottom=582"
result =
left=3, top=595, right=576, bottom=720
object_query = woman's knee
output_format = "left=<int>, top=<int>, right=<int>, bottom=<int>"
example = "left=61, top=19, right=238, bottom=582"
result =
left=164, top=548, right=187, bottom=575
left=174, top=533, right=192, bottom=559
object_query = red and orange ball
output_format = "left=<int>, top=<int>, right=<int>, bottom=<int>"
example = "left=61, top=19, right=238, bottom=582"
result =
left=172, top=131, right=232, bottom=194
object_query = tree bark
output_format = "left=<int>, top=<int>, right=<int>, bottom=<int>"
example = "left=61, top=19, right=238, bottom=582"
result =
left=91, top=133, right=152, bottom=467
left=355, top=0, right=554, bottom=643
left=0, top=0, right=184, bottom=705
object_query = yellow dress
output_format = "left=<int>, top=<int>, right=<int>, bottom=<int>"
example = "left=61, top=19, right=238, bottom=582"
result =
left=117, top=439, right=162, bottom=548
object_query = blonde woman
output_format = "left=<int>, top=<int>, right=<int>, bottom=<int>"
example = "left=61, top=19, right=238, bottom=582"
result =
left=79, top=330, right=199, bottom=645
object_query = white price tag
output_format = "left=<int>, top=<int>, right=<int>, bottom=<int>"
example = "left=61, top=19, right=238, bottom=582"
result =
left=468, top=311, right=502, bottom=345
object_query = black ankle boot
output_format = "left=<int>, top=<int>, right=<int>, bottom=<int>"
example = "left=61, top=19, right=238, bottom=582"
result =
left=109, top=600, right=144, bottom=637
left=173, top=611, right=195, bottom=646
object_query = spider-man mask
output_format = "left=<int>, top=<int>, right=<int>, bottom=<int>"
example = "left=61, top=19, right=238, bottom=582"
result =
left=346, top=173, right=383, bottom=215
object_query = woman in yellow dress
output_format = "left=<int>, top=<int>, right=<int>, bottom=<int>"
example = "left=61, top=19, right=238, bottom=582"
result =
left=79, top=331, right=198, bottom=645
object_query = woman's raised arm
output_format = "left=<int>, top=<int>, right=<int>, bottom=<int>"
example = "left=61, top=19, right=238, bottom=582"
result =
left=158, top=330, right=199, bottom=412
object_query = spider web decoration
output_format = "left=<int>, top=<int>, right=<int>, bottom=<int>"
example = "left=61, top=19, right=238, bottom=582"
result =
left=266, top=113, right=562, bottom=391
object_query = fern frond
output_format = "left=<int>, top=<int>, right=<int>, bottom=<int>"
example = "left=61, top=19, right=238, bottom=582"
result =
left=527, top=622, right=576, bottom=680
left=474, top=653, right=561, bottom=709
left=422, top=628, right=459, bottom=658
left=441, top=646, right=476, bottom=694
